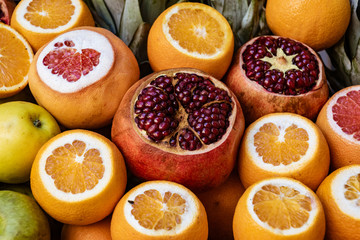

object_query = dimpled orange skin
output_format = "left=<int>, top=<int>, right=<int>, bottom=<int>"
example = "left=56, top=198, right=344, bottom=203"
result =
left=30, top=130, right=127, bottom=225
left=110, top=181, right=208, bottom=240
left=28, top=26, right=140, bottom=129
left=111, top=68, right=245, bottom=192
left=225, top=35, right=329, bottom=126
left=316, top=165, right=360, bottom=240
left=233, top=177, right=326, bottom=240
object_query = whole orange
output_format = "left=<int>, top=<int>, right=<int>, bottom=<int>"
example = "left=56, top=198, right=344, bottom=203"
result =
left=265, top=0, right=351, bottom=51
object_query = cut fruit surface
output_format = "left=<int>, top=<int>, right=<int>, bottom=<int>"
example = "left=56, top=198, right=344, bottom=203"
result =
left=28, top=26, right=140, bottom=129
left=11, top=0, right=95, bottom=51
left=316, top=85, right=360, bottom=169
left=0, top=22, right=33, bottom=98
left=238, top=113, right=330, bottom=190
left=233, top=177, right=325, bottom=240
left=316, top=164, right=360, bottom=240
left=111, top=180, right=208, bottom=240
left=147, top=2, right=234, bottom=79
left=30, top=129, right=127, bottom=225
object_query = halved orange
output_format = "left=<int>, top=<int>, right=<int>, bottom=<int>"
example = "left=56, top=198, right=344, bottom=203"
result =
left=11, top=0, right=94, bottom=52
left=316, top=85, right=360, bottom=170
left=316, top=164, right=360, bottom=240
left=238, top=112, right=330, bottom=191
left=111, top=180, right=208, bottom=240
left=233, top=177, right=326, bottom=240
left=30, top=129, right=127, bottom=225
left=0, top=22, right=33, bottom=98
left=147, top=2, right=234, bottom=80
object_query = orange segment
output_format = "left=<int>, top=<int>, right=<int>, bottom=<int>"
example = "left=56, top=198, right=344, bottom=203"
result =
left=167, top=8, right=224, bottom=55
left=147, top=2, right=234, bottom=80
left=30, top=129, right=127, bottom=225
left=131, top=190, right=186, bottom=230
left=24, top=0, right=75, bottom=29
left=11, top=0, right=95, bottom=52
left=254, top=123, right=309, bottom=166
left=111, top=180, right=208, bottom=240
left=45, top=140, right=105, bottom=194
left=252, top=184, right=312, bottom=230
left=316, top=165, right=360, bottom=240
left=233, top=177, right=325, bottom=240
left=0, top=23, right=33, bottom=98
left=238, top=113, right=330, bottom=191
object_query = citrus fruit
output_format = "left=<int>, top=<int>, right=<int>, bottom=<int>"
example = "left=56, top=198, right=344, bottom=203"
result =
left=28, top=26, right=140, bottom=129
left=61, top=215, right=112, bottom=240
left=30, top=129, right=127, bottom=225
left=225, top=35, right=329, bottom=125
left=238, top=112, right=330, bottom=191
left=316, top=85, right=360, bottom=170
left=0, top=190, right=51, bottom=240
left=147, top=2, right=234, bottom=80
left=233, top=177, right=326, bottom=240
left=111, top=68, right=245, bottom=191
left=111, top=180, right=208, bottom=240
left=0, top=22, right=33, bottom=98
left=265, top=0, right=351, bottom=51
left=316, top=164, right=360, bottom=240
left=195, top=170, right=245, bottom=240
left=10, top=0, right=95, bottom=52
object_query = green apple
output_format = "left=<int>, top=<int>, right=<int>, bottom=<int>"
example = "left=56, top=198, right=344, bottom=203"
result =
left=0, top=101, right=61, bottom=183
left=0, top=190, right=51, bottom=239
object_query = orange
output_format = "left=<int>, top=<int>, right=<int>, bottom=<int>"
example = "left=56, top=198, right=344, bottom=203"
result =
left=233, top=177, right=326, bottom=240
left=316, top=85, right=360, bottom=170
left=316, top=164, right=360, bottom=240
left=28, top=26, right=140, bottom=129
left=265, top=0, right=351, bottom=51
left=30, top=129, right=127, bottom=225
left=111, top=180, right=208, bottom=240
left=61, top=215, right=112, bottom=240
left=11, top=0, right=95, bottom=52
left=238, top=112, right=330, bottom=191
left=0, top=22, right=33, bottom=98
left=147, top=2, right=234, bottom=80
left=195, top=171, right=245, bottom=240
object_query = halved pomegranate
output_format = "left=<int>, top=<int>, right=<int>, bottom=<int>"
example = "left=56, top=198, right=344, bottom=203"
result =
left=225, top=35, right=329, bottom=125
left=111, top=68, right=245, bottom=191
left=0, top=0, right=15, bottom=25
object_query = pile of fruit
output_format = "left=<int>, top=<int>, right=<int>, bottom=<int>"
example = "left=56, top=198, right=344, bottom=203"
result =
left=0, top=0, right=359, bottom=239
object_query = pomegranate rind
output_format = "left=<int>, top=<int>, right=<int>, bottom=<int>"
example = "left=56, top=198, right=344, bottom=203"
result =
left=225, top=35, right=329, bottom=125
left=28, top=26, right=140, bottom=129
left=0, top=0, right=16, bottom=25
left=111, top=68, right=245, bottom=191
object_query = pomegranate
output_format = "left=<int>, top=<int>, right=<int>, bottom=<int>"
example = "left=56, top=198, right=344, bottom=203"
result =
left=225, top=35, right=329, bottom=125
left=111, top=68, right=245, bottom=191
left=0, top=0, right=15, bottom=25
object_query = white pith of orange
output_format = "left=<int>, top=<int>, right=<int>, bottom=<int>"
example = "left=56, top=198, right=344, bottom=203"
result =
left=162, top=4, right=231, bottom=59
left=246, top=114, right=317, bottom=172
left=36, top=29, right=115, bottom=93
left=246, top=178, right=319, bottom=235
left=124, top=181, right=198, bottom=235
left=331, top=165, right=360, bottom=219
left=37, top=131, right=113, bottom=202
left=0, top=22, right=33, bottom=98
left=13, top=0, right=82, bottom=33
